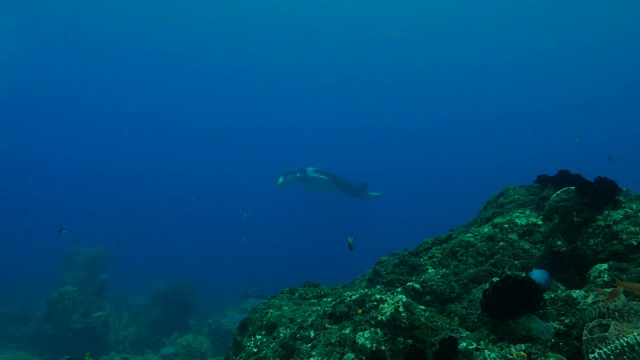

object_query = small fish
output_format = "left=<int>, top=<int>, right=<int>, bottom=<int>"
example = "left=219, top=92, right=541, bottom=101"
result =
left=58, top=227, right=66, bottom=234
left=595, top=286, right=623, bottom=303
left=347, top=236, right=356, bottom=251
left=616, top=278, right=640, bottom=295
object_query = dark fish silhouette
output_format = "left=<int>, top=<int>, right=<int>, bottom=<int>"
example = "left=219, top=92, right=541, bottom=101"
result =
left=347, top=236, right=356, bottom=251
left=275, top=167, right=381, bottom=200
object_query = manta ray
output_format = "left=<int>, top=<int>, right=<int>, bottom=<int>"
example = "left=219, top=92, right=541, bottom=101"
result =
left=275, top=167, right=382, bottom=199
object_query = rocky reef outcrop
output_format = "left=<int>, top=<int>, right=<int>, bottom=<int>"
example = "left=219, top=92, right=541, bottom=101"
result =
left=226, top=170, right=640, bottom=359
left=32, top=247, right=206, bottom=360
left=37, top=247, right=113, bottom=358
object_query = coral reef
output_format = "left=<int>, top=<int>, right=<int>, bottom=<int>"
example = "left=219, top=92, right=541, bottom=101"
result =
left=0, top=307, right=35, bottom=350
left=146, top=281, right=198, bottom=339
left=225, top=171, right=640, bottom=359
left=582, top=291, right=640, bottom=359
left=480, top=274, right=545, bottom=321
left=99, top=353, right=162, bottom=360
left=534, top=170, right=621, bottom=211
left=8, top=170, right=639, bottom=359
left=207, top=297, right=266, bottom=357
left=37, top=247, right=113, bottom=359
left=175, top=334, right=213, bottom=360
left=0, top=349, right=41, bottom=360
left=62, top=247, right=111, bottom=296
left=32, top=248, right=207, bottom=360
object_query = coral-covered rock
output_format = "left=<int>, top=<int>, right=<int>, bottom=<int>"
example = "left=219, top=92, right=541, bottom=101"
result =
left=63, top=246, right=111, bottom=295
left=226, top=172, right=640, bottom=359
left=38, top=247, right=114, bottom=359
left=175, top=334, right=213, bottom=360
left=147, top=281, right=198, bottom=339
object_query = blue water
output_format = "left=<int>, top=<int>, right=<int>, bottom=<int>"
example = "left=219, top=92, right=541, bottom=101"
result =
left=2, top=1, right=639, bottom=310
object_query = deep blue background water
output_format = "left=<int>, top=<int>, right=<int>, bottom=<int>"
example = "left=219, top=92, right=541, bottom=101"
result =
left=2, top=1, right=639, bottom=311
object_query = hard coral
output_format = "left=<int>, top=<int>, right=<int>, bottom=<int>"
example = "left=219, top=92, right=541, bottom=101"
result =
left=583, top=291, right=640, bottom=359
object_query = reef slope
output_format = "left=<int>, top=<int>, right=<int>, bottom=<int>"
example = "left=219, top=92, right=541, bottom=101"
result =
left=227, top=171, right=640, bottom=360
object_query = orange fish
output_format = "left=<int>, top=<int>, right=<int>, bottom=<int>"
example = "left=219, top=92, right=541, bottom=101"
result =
left=616, top=278, right=640, bottom=295
left=595, top=287, right=622, bottom=303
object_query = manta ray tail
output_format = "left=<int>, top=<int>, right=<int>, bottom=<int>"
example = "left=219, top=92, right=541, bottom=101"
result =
left=359, top=183, right=382, bottom=199
left=365, top=192, right=383, bottom=199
